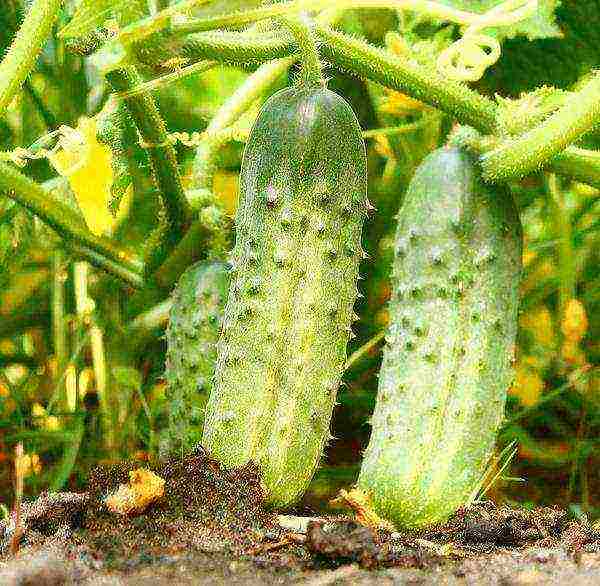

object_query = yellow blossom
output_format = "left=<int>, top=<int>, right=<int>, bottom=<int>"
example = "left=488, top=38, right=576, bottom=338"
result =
left=213, top=170, right=239, bottom=217
left=561, top=299, right=588, bottom=342
left=561, top=340, right=587, bottom=367
left=510, top=364, right=544, bottom=407
left=31, top=402, right=47, bottom=423
left=520, top=305, right=555, bottom=349
left=47, top=117, right=132, bottom=236
left=16, top=453, right=42, bottom=477
left=44, top=415, right=61, bottom=431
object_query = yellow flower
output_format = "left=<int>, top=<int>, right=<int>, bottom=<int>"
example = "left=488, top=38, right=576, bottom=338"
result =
left=31, top=402, right=47, bottom=424
left=44, top=415, right=61, bottom=431
left=213, top=170, right=239, bottom=217
left=561, top=299, right=588, bottom=342
left=520, top=305, right=555, bottom=349
left=47, top=117, right=133, bottom=236
left=561, top=340, right=586, bottom=367
left=510, top=364, right=544, bottom=407
left=16, top=453, right=42, bottom=477
left=379, top=90, right=426, bottom=116
left=0, top=383, right=16, bottom=416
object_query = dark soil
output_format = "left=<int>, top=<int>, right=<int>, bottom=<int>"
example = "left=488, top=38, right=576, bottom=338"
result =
left=1, top=447, right=599, bottom=585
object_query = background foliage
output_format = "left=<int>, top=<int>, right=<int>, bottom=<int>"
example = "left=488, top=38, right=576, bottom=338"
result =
left=0, top=0, right=598, bottom=521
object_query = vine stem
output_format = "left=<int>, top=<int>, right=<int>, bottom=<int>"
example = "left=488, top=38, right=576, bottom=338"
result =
left=133, top=23, right=600, bottom=189
left=170, top=0, right=516, bottom=35
left=106, top=67, right=192, bottom=272
left=0, top=160, right=145, bottom=287
left=52, top=250, right=68, bottom=414
left=0, top=0, right=65, bottom=119
left=345, top=331, right=385, bottom=371
left=281, top=13, right=324, bottom=87
left=452, top=128, right=600, bottom=191
left=317, top=25, right=498, bottom=132
left=481, top=73, right=600, bottom=182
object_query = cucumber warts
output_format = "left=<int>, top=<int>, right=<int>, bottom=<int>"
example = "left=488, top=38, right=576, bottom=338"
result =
left=202, top=86, right=368, bottom=507
left=358, top=147, right=522, bottom=528
left=165, top=261, right=229, bottom=454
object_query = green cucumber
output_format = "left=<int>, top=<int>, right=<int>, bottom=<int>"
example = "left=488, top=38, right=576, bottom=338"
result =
left=164, top=261, right=229, bottom=454
left=358, top=146, right=522, bottom=528
left=202, top=86, right=368, bottom=507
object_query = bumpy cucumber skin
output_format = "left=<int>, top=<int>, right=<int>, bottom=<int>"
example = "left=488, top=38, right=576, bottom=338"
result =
left=358, top=147, right=522, bottom=528
left=165, top=261, right=229, bottom=454
left=202, top=86, right=368, bottom=507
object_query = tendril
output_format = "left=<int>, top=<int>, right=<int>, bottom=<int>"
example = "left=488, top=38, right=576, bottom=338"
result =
left=437, top=0, right=538, bottom=82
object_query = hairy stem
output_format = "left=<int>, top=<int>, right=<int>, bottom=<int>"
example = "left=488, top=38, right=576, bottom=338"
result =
left=178, top=30, right=294, bottom=64
left=453, top=128, right=600, bottom=190
left=52, top=250, right=68, bottom=413
left=0, top=0, right=64, bottom=119
left=345, top=330, right=385, bottom=371
left=170, top=0, right=504, bottom=35
left=281, top=13, right=324, bottom=87
left=551, top=148, right=600, bottom=190
left=481, top=73, right=600, bottom=181
left=317, top=26, right=498, bottom=132
left=106, top=67, right=191, bottom=271
left=0, top=161, right=144, bottom=287
left=150, top=26, right=600, bottom=189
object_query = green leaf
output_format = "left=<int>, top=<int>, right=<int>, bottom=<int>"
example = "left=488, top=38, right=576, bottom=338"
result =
left=60, top=0, right=146, bottom=39
left=434, top=0, right=562, bottom=41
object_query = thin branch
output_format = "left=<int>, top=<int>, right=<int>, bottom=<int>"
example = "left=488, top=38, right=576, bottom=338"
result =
left=317, top=25, right=498, bottom=133
left=141, top=25, right=600, bottom=189
left=345, top=331, right=385, bottom=372
left=281, top=13, right=324, bottom=87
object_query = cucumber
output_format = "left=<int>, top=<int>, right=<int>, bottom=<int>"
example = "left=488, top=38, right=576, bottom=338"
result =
left=164, top=261, right=229, bottom=454
left=202, top=86, right=368, bottom=507
left=358, top=146, right=522, bottom=528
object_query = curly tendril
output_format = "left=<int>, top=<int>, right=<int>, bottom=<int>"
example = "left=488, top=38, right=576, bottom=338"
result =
left=437, top=0, right=538, bottom=82
left=437, top=34, right=501, bottom=82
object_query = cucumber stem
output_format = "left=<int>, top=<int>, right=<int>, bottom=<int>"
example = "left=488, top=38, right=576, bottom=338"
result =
left=281, top=13, right=325, bottom=88
left=0, top=160, right=145, bottom=287
left=0, top=0, right=64, bottom=120
left=106, top=67, right=192, bottom=273
left=481, top=73, right=600, bottom=182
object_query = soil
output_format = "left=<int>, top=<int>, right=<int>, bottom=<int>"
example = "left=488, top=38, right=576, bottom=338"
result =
left=1, top=447, right=599, bottom=585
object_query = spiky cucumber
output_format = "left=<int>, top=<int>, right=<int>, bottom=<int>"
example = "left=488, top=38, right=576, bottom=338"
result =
left=202, top=86, right=368, bottom=507
left=164, top=261, right=229, bottom=453
left=358, top=146, right=522, bottom=528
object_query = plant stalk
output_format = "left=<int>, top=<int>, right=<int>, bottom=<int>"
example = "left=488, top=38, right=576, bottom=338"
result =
left=106, top=67, right=192, bottom=271
left=0, top=0, right=65, bottom=119
left=0, top=160, right=144, bottom=287
left=481, top=73, right=600, bottom=181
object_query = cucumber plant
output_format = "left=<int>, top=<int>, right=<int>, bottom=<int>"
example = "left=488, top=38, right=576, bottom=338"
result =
left=358, top=146, right=523, bottom=528
left=202, top=84, right=368, bottom=507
